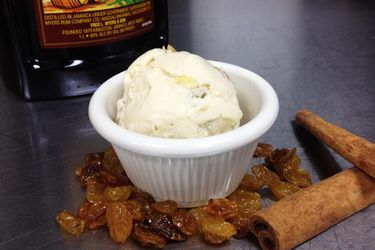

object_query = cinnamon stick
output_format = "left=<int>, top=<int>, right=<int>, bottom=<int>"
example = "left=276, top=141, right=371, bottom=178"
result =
left=249, top=167, right=375, bottom=250
left=295, top=109, right=375, bottom=178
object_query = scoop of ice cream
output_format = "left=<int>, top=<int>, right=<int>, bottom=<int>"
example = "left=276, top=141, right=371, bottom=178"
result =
left=116, top=47, right=243, bottom=138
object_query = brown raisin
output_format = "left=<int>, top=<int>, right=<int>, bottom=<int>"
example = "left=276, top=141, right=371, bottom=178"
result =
left=171, top=209, right=198, bottom=236
left=80, top=200, right=107, bottom=230
left=129, top=186, right=155, bottom=206
left=87, top=214, right=107, bottom=230
left=85, top=200, right=106, bottom=221
left=77, top=201, right=92, bottom=219
left=132, top=223, right=166, bottom=249
left=104, top=186, right=131, bottom=202
left=206, top=199, right=237, bottom=220
left=151, top=200, right=178, bottom=216
left=103, top=146, right=125, bottom=175
left=124, top=200, right=145, bottom=223
left=56, top=211, right=85, bottom=235
left=100, top=169, right=130, bottom=187
left=79, top=163, right=102, bottom=187
left=253, top=143, right=273, bottom=158
left=106, top=202, right=133, bottom=244
left=147, top=211, right=187, bottom=241
left=226, top=213, right=250, bottom=238
left=85, top=152, right=104, bottom=165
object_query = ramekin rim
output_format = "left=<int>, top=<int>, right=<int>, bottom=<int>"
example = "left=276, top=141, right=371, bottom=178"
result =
left=88, top=61, right=279, bottom=157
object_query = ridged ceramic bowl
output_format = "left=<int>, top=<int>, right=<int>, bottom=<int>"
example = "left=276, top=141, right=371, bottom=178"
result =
left=89, top=61, right=279, bottom=207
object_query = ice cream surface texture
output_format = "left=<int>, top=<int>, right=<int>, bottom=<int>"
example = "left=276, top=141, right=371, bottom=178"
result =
left=116, top=47, right=243, bottom=138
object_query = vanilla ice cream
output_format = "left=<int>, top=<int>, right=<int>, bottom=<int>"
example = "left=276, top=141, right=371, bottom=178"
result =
left=116, top=47, right=243, bottom=138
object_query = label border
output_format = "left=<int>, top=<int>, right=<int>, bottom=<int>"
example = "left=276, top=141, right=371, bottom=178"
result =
left=34, top=0, right=155, bottom=49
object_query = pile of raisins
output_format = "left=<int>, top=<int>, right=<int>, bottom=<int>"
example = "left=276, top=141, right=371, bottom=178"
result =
left=56, top=143, right=312, bottom=247
left=252, top=143, right=312, bottom=200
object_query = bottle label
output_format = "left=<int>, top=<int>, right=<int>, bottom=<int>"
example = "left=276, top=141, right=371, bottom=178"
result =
left=34, top=0, right=155, bottom=48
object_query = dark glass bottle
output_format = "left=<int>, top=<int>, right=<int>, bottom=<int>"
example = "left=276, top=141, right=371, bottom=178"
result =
left=0, top=0, right=168, bottom=100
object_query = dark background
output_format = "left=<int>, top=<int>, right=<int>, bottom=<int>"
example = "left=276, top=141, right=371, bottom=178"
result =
left=0, top=0, right=374, bottom=249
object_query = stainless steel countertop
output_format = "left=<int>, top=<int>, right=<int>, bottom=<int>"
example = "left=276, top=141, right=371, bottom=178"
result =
left=1, top=0, right=374, bottom=249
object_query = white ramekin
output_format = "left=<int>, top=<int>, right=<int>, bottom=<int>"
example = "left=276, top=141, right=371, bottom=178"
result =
left=89, top=61, right=279, bottom=207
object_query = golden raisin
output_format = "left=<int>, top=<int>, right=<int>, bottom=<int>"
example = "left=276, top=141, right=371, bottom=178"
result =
left=269, top=181, right=301, bottom=200
left=252, top=164, right=278, bottom=185
left=200, top=216, right=236, bottom=244
left=266, top=148, right=312, bottom=188
left=75, top=165, right=84, bottom=177
left=228, top=189, right=262, bottom=238
left=252, top=164, right=300, bottom=200
left=238, top=173, right=264, bottom=192
left=85, top=179, right=106, bottom=203
left=106, top=202, right=133, bottom=243
left=228, top=189, right=262, bottom=215
left=151, top=200, right=178, bottom=216
left=171, top=209, right=198, bottom=236
left=283, top=166, right=312, bottom=188
left=104, top=186, right=131, bottom=202
left=56, top=211, right=85, bottom=235
left=189, top=207, right=209, bottom=225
